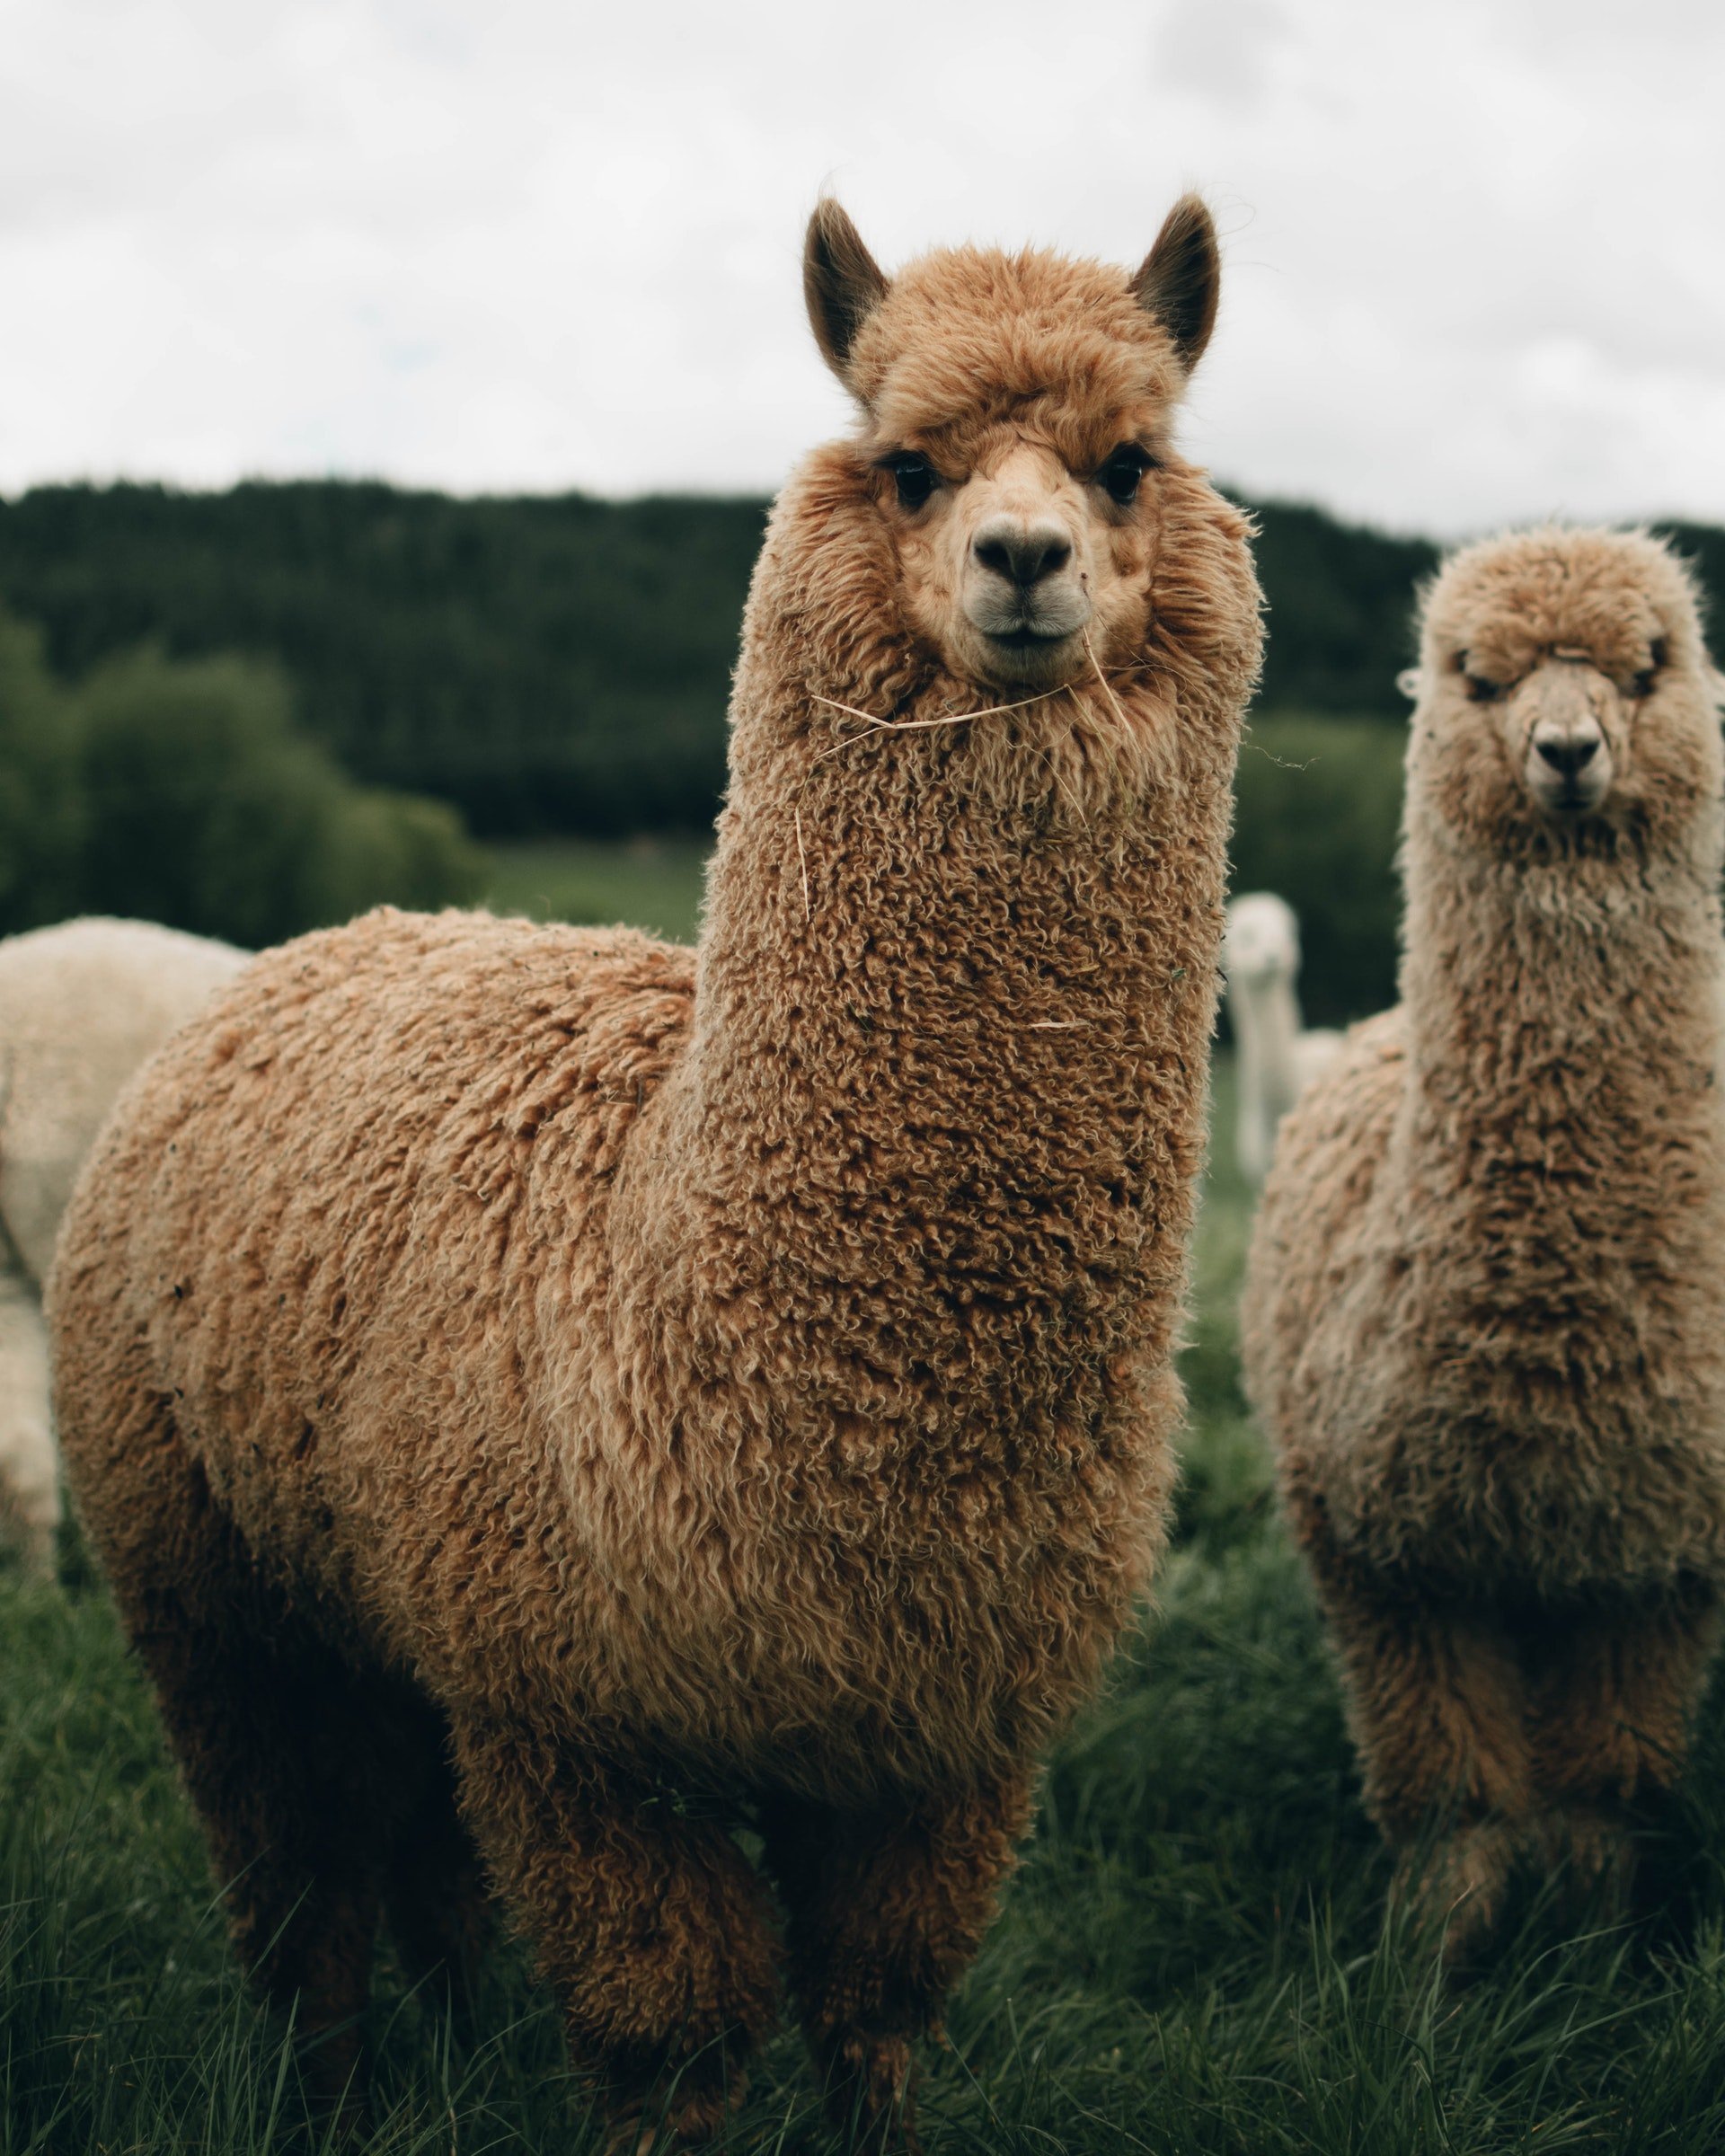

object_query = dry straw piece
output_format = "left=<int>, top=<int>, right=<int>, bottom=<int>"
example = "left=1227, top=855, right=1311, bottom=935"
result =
left=791, top=636, right=1138, bottom=924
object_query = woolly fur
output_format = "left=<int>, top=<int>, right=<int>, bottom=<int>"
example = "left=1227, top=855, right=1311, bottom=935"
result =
left=50, top=212, right=1261, bottom=2142
left=0, top=916, right=243, bottom=1569
left=1241, top=528, right=1725, bottom=1953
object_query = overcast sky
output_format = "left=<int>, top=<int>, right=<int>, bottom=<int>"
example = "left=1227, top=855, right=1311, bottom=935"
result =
left=3, top=0, right=1721, bottom=537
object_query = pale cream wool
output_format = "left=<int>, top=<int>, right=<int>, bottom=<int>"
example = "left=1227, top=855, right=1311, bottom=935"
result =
left=50, top=197, right=1262, bottom=2143
left=0, top=916, right=245, bottom=1570
left=1242, top=526, right=1725, bottom=1958
left=1221, top=892, right=1341, bottom=1189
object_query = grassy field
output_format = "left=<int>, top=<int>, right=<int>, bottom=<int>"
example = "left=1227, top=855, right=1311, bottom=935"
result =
left=482, top=836, right=711, bottom=943
left=7, top=862, right=1725, bottom=2153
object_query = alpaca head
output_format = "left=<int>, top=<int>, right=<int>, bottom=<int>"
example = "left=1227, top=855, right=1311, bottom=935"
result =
left=1403, top=527, right=1721, bottom=860
left=1223, top=893, right=1300, bottom=987
left=801, top=195, right=1222, bottom=695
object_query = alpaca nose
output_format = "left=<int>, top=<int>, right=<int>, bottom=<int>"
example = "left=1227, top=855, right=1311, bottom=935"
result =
left=972, top=517, right=1073, bottom=588
left=1534, top=734, right=1599, bottom=777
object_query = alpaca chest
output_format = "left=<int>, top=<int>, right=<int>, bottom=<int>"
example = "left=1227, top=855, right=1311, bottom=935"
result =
left=1298, top=1274, right=1725, bottom=1596
left=546, top=1392, right=1170, bottom=1798
left=1275, top=1062, right=1725, bottom=1597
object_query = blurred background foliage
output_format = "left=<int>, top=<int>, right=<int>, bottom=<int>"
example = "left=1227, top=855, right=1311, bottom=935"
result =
left=0, top=603, right=485, bottom=950
left=0, top=480, right=1719, bottom=1005
left=1233, top=712, right=1409, bottom=1026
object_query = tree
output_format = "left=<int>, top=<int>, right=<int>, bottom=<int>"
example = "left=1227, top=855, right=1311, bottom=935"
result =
left=0, top=610, right=84, bottom=936
left=75, top=647, right=485, bottom=948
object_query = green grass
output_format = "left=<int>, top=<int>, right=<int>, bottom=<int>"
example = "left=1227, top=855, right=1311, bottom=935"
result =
left=9, top=904, right=1725, bottom=2152
left=482, top=836, right=711, bottom=943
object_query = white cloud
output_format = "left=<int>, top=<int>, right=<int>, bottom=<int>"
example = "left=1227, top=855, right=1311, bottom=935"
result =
left=0, top=0, right=1721, bottom=535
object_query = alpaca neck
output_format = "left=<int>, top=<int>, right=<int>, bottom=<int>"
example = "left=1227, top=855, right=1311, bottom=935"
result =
left=1399, top=818, right=1724, bottom=1197
left=648, top=695, right=1234, bottom=1426
left=616, top=453, right=1260, bottom=1449
left=1230, top=969, right=1305, bottom=1172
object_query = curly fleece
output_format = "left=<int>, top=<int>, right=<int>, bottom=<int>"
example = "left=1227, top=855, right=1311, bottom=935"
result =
left=0, top=915, right=244, bottom=1569
left=49, top=225, right=1261, bottom=2143
left=1241, top=527, right=1725, bottom=1954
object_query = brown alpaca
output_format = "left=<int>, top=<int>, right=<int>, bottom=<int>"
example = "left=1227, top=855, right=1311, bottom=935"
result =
left=1241, top=527, right=1725, bottom=1961
left=49, top=197, right=1261, bottom=2147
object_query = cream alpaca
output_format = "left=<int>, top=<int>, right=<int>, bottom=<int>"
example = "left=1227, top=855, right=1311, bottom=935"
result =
left=1221, top=892, right=1340, bottom=1188
left=0, top=916, right=244, bottom=1569
left=50, top=199, right=1262, bottom=2145
left=1242, top=528, right=1725, bottom=1958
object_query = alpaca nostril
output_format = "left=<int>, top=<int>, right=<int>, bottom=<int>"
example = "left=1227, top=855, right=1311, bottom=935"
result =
left=1535, top=736, right=1599, bottom=777
left=972, top=519, right=1073, bottom=589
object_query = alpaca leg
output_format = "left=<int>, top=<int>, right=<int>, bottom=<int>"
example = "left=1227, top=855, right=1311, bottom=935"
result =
left=761, top=1772, right=1036, bottom=2149
left=1526, top=1587, right=1721, bottom=1902
left=1310, top=1542, right=1535, bottom=1960
left=0, top=1268, right=59, bottom=1574
left=137, top=1604, right=394, bottom=2110
left=73, top=1405, right=387, bottom=2112
left=383, top=1737, right=492, bottom=2028
left=447, top=1717, right=782, bottom=2148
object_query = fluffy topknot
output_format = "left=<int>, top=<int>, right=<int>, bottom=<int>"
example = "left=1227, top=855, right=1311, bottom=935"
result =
left=848, top=247, right=1190, bottom=454
left=1417, top=524, right=1709, bottom=693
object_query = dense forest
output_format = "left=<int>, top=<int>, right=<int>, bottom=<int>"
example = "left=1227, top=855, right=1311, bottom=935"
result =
left=0, top=484, right=763, bottom=836
left=13, top=479, right=1710, bottom=842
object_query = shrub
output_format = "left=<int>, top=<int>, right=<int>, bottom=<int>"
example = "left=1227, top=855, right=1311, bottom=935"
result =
left=74, top=647, right=485, bottom=948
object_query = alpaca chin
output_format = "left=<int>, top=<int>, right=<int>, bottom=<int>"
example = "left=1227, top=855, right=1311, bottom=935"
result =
left=967, top=627, right=1088, bottom=694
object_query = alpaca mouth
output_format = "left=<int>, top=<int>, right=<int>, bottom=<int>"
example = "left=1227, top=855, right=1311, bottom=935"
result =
left=1533, top=777, right=1609, bottom=817
left=984, top=623, right=1078, bottom=651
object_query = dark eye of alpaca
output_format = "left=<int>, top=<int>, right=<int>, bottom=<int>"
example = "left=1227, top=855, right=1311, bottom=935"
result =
left=880, top=454, right=936, bottom=511
left=1464, top=670, right=1507, bottom=703
left=1099, top=445, right=1154, bottom=507
left=1632, top=637, right=1669, bottom=698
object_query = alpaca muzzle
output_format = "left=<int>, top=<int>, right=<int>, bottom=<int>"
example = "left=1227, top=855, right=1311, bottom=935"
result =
left=1517, top=661, right=1615, bottom=814
left=964, top=513, right=1094, bottom=650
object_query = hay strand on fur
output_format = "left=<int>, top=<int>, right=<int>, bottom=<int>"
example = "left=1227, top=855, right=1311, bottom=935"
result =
left=794, top=685, right=1071, bottom=921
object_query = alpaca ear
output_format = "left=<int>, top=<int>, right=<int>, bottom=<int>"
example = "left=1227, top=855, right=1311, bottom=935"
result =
left=804, top=199, right=889, bottom=385
left=1131, top=195, right=1220, bottom=374
left=1396, top=667, right=1423, bottom=701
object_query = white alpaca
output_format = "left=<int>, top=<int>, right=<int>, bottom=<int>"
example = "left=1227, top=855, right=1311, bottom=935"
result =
left=1222, top=893, right=1342, bottom=1188
left=0, top=917, right=246, bottom=1569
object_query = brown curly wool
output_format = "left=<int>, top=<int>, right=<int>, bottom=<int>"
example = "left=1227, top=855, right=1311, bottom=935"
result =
left=1242, top=527, right=1725, bottom=1958
left=49, top=198, right=1261, bottom=2146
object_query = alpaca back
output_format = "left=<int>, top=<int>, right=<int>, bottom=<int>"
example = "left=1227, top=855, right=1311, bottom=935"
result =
left=0, top=916, right=246, bottom=1286
left=49, top=903, right=1171, bottom=1791
left=1240, top=1006, right=1405, bottom=1502
left=50, top=909, right=694, bottom=1690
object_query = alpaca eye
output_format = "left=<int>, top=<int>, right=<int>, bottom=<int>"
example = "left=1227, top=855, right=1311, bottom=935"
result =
left=880, top=455, right=937, bottom=510
left=1099, top=445, right=1154, bottom=507
left=1464, top=673, right=1506, bottom=703
left=1632, top=637, right=1668, bottom=698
